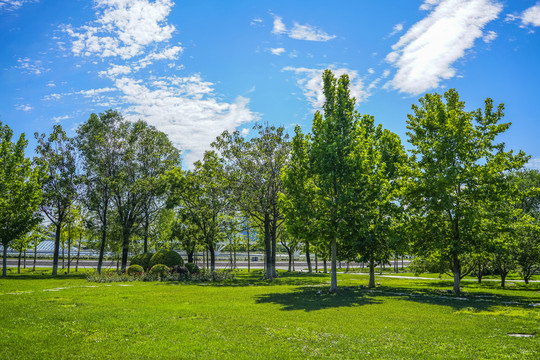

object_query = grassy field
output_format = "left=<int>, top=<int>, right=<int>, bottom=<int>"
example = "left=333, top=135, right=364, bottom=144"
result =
left=1, top=269, right=539, bottom=359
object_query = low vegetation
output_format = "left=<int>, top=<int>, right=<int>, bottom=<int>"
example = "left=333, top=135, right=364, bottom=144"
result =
left=0, top=269, right=538, bottom=359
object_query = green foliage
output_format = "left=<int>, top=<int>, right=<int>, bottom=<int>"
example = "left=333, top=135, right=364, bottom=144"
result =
left=185, top=262, right=200, bottom=274
left=149, top=264, right=170, bottom=278
left=149, top=249, right=184, bottom=268
left=130, top=252, right=153, bottom=271
left=0, top=121, right=44, bottom=277
left=405, top=89, right=529, bottom=294
left=127, top=264, right=144, bottom=275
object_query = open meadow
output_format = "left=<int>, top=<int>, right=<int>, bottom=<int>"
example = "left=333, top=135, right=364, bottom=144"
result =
left=1, top=269, right=539, bottom=359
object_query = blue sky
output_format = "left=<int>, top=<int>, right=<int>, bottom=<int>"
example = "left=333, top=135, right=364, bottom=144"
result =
left=1, top=0, right=539, bottom=168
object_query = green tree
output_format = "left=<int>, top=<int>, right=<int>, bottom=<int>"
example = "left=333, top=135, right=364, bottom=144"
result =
left=0, top=122, right=43, bottom=277
left=405, top=89, right=528, bottom=294
left=213, top=124, right=290, bottom=279
left=76, top=110, right=122, bottom=274
left=166, top=151, right=230, bottom=271
left=35, top=125, right=78, bottom=275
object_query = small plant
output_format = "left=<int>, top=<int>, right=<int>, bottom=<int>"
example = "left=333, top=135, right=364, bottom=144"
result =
left=127, top=264, right=144, bottom=275
left=130, top=252, right=153, bottom=271
left=185, top=262, right=200, bottom=274
left=149, top=249, right=184, bottom=269
left=149, top=264, right=170, bottom=278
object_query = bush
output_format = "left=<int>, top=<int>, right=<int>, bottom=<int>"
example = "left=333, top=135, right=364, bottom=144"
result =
left=185, top=262, right=200, bottom=274
left=127, top=264, right=144, bottom=275
left=149, top=249, right=184, bottom=269
left=130, top=252, right=153, bottom=271
left=149, top=264, right=170, bottom=278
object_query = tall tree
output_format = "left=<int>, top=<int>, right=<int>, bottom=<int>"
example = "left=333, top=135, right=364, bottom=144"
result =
left=35, top=125, right=78, bottom=276
left=405, top=89, right=528, bottom=294
left=76, top=110, right=121, bottom=274
left=213, top=124, right=290, bottom=279
left=166, top=151, right=229, bottom=271
left=1, top=122, right=43, bottom=277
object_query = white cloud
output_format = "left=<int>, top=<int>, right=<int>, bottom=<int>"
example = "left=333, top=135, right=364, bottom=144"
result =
left=52, top=115, right=69, bottom=123
left=0, top=0, right=37, bottom=12
left=527, top=158, right=540, bottom=170
left=99, top=64, right=132, bottom=78
left=271, top=14, right=335, bottom=42
left=389, top=23, right=404, bottom=36
left=43, top=93, right=63, bottom=101
left=283, top=66, right=369, bottom=109
left=521, top=3, right=540, bottom=27
left=483, top=30, right=497, bottom=43
left=270, top=47, right=285, bottom=56
left=386, top=0, right=502, bottom=95
left=250, top=18, right=263, bottom=25
left=272, top=15, right=287, bottom=34
left=15, top=57, right=48, bottom=75
left=77, top=87, right=117, bottom=97
left=46, top=81, right=56, bottom=87
left=15, top=104, right=33, bottom=112
left=420, top=0, right=443, bottom=11
left=115, top=76, right=257, bottom=166
left=66, top=0, right=175, bottom=60
left=289, top=23, right=336, bottom=41
left=241, top=128, right=250, bottom=136
left=367, top=68, right=375, bottom=74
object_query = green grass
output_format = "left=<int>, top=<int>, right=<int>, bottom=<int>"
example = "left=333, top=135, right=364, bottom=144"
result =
left=1, top=268, right=539, bottom=359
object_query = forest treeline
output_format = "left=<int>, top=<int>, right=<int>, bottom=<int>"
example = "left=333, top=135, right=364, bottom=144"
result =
left=1, top=70, right=539, bottom=294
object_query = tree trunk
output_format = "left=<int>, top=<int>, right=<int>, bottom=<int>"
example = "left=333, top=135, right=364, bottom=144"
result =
left=120, top=228, right=130, bottom=272
left=97, top=225, right=107, bottom=275
left=187, top=251, right=194, bottom=264
left=477, top=263, right=483, bottom=283
left=52, top=223, right=61, bottom=275
left=287, top=247, right=292, bottom=272
left=329, top=238, right=337, bottom=292
left=324, top=259, right=327, bottom=273
left=315, top=253, right=318, bottom=273
left=18, top=250, right=21, bottom=274
left=368, top=258, right=376, bottom=288
left=209, top=243, right=216, bottom=272
left=76, top=232, right=81, bottom=272
left=62, top=240, right=65, bottom=269
left=24, top=251, right=27, bottom=269
left=2, top=245, right=7, bottom=277
left=305, top=242, right=312, bottom=273
left=247, top=231, right=250, bottom=273
left=452, top=254, right=461, bottom=295
left=67, top=234, right=71, bottom=274
left=271, top=217, right=277, bottom=278
left=33, top=245, right=37, bottom=272
left=143, top=214, right=149, bottom=253
left=346, top=261, right=350, bottom=272
left=264, top=214, right=273, bottom=279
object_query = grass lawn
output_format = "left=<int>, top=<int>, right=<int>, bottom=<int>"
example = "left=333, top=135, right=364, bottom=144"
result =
left=1, top=269, right=539, bottom=359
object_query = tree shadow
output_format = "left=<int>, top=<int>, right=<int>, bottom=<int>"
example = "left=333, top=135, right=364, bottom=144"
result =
left=255, top=286, right=381, bottom=311
left=255, top=284, right=540, bottom=312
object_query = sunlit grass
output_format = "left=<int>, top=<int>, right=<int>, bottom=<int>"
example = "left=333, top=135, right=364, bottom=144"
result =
left=1, top=268, right=539, bottom=359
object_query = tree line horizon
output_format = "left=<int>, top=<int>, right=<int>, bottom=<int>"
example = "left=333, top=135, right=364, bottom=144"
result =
left=1, top=69, right=539, bottom=295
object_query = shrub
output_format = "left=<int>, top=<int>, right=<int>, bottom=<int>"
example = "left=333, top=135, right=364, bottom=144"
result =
left=149, top=249, right=184, bottom=269
left=127, top=264, right=144, bottom=275
left=130, top=252, right=153, bottom=271
left=185, top=262, right=200, bottom=274
left=149, top=264, right=170, bottom=278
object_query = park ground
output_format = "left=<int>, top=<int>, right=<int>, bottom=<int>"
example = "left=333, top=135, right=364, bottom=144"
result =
left=1, top=269, right=539, bottom=359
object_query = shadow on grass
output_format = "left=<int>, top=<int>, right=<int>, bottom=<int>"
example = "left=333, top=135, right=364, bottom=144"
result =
left=0, top=271, right=89, bottom=281
left=255, top=286, right=381, bottom=311
left=254, top=283, right=540, bottom=312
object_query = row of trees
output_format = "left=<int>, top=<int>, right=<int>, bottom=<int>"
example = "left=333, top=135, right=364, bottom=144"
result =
left=1, top=70, right=538, bottom=296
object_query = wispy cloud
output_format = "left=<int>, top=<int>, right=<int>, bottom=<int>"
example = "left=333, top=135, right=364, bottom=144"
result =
left=483, top=30, right=497, bottom=43
left=388, top=23, right=404, bottom=37
left=62, top=0, right=257, bottom=167
left=52, top=115, right=69, bottom=123
left=527, top=158, right=540, bottom=170
left=271, top=14, right=335, bottom=42
left=15, top=57, right=48, bottom=75
left=283, top=66, right=369, bottom=109
left=0, top=0, right=38, bottom=12
left=386, top=0, right=502, bottom=95
left=65, top=0, right=175, bottom=60
left=15, top=104, right=33, bottom=112
left=270, top=47, right=285, bottom=56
